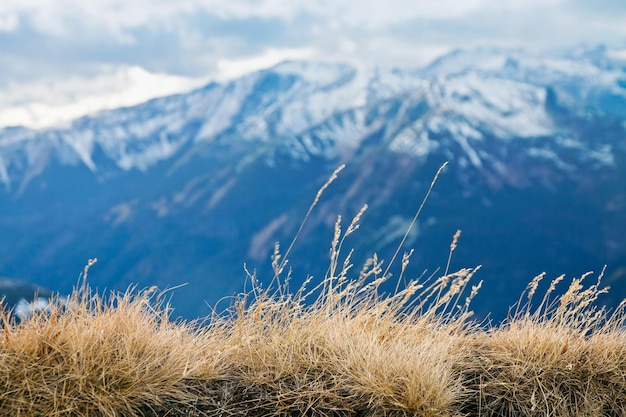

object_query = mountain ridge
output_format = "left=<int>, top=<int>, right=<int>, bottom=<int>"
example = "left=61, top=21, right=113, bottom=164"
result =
left=0, top=46, right=624, bottom=320
left=1, top=47, right=624, bottom=187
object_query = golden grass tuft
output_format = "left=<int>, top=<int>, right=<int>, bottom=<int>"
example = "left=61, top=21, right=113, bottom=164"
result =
left=0, top=282, right=223, bottom=416
left=1, top=250, right=625, bottom=416
left=458, top=270, right=626, bottom=417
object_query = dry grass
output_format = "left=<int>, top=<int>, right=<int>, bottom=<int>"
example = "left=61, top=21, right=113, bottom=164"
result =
left=0, top=274, right=223, bottom=416
left=1, top=232, right=624, bottom=417
left=458, top=271, right=626, bottom=417
left=1, top=166, right=624, bottom=416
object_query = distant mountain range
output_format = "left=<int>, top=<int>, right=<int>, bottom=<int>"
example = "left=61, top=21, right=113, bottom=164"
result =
left=0, top=277, right=53, bottom=321
left=1, top=45, right=625, bottom=320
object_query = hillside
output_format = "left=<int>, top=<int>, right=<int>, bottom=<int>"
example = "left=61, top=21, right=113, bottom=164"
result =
left=0, top=45, right=625, bottom=319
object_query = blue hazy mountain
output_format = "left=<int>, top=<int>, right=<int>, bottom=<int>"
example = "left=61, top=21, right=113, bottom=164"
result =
left=0, top=277, right=54, bottom=321
left=0, top=46, right=624, bottom=320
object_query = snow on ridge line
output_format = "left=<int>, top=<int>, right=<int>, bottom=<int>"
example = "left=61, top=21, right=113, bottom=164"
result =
left=269, top=60, right=357, bottom=87
left=0, top=49, right=623, bottom=177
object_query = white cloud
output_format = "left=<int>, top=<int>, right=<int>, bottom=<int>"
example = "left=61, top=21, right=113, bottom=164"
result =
left=0, top=66, right=208, bottom=129
left=0, top=13, right=18, bottom=31
left=1, top=1, right=623, bottom=58
left=608, top=48, right=626, bottom=61
left=0, top=0, right=624, bottom=129
left=0, top=1, right=587, bottom=39
left=322, top=0, right=488, bottom=27
left=216, top=47, right=317, bottom=80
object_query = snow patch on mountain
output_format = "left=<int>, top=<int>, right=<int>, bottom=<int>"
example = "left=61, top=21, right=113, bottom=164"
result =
left=389, top=120, right=439, bottom=159
left=271, top=61, right=356, bottom=89
left=105, top=201, right=137, bottom=226
left=431, top=73, right=553, bottom=138
left=527, top=147, right=573, bottom=171
left=0, top=156, right=9, bottom=187
left=61, top=131, right=97, bottom=171
left=196, top=78, right=260, bottom=141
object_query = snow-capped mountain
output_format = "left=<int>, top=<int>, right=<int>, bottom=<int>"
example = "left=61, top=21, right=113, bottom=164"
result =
left=1, top=46, right=625, bottom=320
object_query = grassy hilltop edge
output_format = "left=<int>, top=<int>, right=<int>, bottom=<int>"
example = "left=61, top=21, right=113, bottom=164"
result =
left=1, top=244, right=625, bottom=416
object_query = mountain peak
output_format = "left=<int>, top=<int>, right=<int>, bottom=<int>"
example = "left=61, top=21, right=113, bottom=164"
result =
left=267, top=60, right=357, bottom=87
left=0, top=47, right=624, bottom=190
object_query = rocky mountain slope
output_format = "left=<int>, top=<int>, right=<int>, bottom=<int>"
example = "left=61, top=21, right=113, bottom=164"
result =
left=1, top=46, right=624, bottom=319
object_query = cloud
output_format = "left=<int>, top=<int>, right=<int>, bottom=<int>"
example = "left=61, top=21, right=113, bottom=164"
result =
left=2, top=1, right=624, bottom=74
left=0, top=0, right=624, bottom=129
left=216, top=47, right=317, bottom=80
left=0, top=66, right=207, bottom=129
left=570, top=0, right=626, bottom=13
left=0, top=13, right=18, bottom=32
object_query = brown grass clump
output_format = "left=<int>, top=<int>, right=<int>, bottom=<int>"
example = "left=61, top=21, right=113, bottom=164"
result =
left=458, top=270, right=626, bottom=417
left=0, top=262, right=223, bottom=416
left=210, top=247, right=478, bottom=417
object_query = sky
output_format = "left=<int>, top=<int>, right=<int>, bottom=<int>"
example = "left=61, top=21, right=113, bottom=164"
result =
left=0, top=0, right=625, bottom=129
